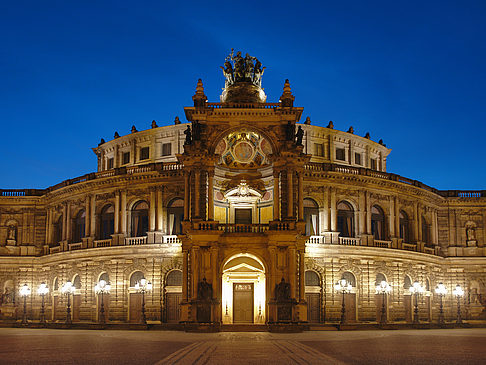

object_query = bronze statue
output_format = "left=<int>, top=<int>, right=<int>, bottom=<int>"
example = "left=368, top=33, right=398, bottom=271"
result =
left=296, top=126, right=304, bottom=146
left=197, top=278, right=213, bottom=301
left=275, top=278, right=291, bottom=302
left=222, top=49, right=265, bottom=87
left=184, top=125, right=192, bottom=145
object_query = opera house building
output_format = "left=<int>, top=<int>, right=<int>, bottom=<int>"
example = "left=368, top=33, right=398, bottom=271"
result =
left=1, top=53, right=485, bottom=330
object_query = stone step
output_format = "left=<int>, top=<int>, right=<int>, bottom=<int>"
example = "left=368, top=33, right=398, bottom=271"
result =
left=221, top=324, right=268, bottom=332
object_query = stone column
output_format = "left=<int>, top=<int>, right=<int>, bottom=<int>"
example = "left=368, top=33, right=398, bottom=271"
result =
left=182, top=250, right=189, bottom=301
left=273, top=171, right=280, bottom=220
left=431, top=209, right=438, bottom=245
left=195, top=170, right=201, bottom=218
left=297, top=171, right=304, bottom=221
left=121, top=190, right=127, bottom=235
left=210, top=247, right=218, bottom=298
left=394, top=196, right=400, bottom=237
left=330, top=187, right=336, bottom=232
left=366, top=191, right=371, bottom=234
left=66, top=202, right=71, bottom=242
left=268, top=246, right=277, bottom=298
left=157, top=187, right=163, bottom=231
left=46, top=208, right=52, bottom=244
left=298, top=250, right=305, bottom=301
left=207, top=171, right=214, bottom=220
left=389, top=195, right=395, bottom=238
left=84, top=195, right=90, bottom=237
left=287, top=169, right=294, bottom=218
left=358, top=191, right=365, bottom=235
left=414, top=202, right=420, bottom=242
left=184, top=171, right=190, bottom=220
left=191, top=246, right=199, bottom=299
left=322, top=187, right=329, bottom=232
left=114, top=191, right=120, bottom=234
left=149, top=188, right=156, bottom=231
left=289, top=247, right=296, bottom=299
left=90, top=194, right=96, bottom=238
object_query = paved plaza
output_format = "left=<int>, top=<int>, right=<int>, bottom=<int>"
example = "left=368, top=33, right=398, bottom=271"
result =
left=0, top=328, right=484, bottom=364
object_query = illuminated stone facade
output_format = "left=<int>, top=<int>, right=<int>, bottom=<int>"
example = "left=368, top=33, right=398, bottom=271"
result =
left=0, top=57, right=485, bottom=328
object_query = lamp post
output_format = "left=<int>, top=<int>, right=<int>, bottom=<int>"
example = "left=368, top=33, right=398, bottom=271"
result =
left=376, top=280, right=391, bottom=325
left=19, top=284, right=31, bottom=326
left=135, top=278, right=152, bottom=325
left=409, top=281, right=424, bottom=324
left=335, top=278, right=353, bottom=325
left=61, top=281, right=75, bottom=325
left=434, top=282, right=447, bottom=326
left=452, top=285, right=464, bottom=325
left=37, top=283, right=49, bottom=325
left=94, top=279, right=111, bottom=324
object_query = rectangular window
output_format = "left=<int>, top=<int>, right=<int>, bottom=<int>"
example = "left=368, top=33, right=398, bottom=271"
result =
left=122, top=152, right=130, bottom=165
left=335, top=148, right=346, bottom=161
left=107, top=158, right=114, bottom=169
left=140, top=147, right=149, bottom=160
left=370, top=158, right=377, bottom=170
left=162, top=143, right=172, bottom=156
left=355, top=153, right=361, bottom=165
left=314, top=143, right=323, bottom=157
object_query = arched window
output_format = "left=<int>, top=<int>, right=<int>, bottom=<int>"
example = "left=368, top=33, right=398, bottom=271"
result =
left=129, top=271, right=145, bottom=288
left=73, top=210, right=86, bottom=242
left=337, top=201, right=354, bottom=238
left=403, top=275, right=412, bottom=291
left=53, top=216, right=63, bottom=246
left=305, top=271, right=320, bottom=286
left=100, top=205, right=115, bottom=239
left=422, top=216, right=430, bottom=245
left=304, top=198, right=319, bottom=236
left=167, top=199, right=184, bottom=235
left=73, top=275, right=81, bottom=290
left=375, top=273, right=386, bottom=286
left=53, top=277, right=59, bottom=291
left=341, top=271, right=356, bottom=287
left=425, top=278, right=430, bottom=292
left=371, top=205, right=386, bottom=240
left=99, top=272, right=110, bottom=283
left=131, top=201, right=149, bottom=237
left=399, top=211, right=410, bottom=243
left=166, top=270, right=183, bottom=286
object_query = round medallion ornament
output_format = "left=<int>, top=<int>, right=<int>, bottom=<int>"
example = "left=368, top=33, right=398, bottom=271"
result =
left=233, top=141, right=254, bottom=163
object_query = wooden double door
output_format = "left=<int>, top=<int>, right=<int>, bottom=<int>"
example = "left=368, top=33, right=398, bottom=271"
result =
left=233, top=283, right=254, bottom=323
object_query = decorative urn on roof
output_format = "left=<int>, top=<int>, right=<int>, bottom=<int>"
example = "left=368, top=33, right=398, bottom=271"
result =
left=220, top=49, right=267, bottom=103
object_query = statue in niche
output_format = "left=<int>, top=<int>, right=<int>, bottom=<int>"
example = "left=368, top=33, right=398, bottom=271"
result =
left=184, top=125, right=192, bottom=145
left=192, top=120, right=202, bottom=141
left=7, top=225, right=17, bottom=244
left=295, top=126, right=304, bottom=146
left=286, top=121, right=295, bottom=141
left=1, top=287, right=12, bottom=305
left=275, top=278, right=291, bottom=302
left=197, top=278, right=213, bottom=301
left=466, top=225, right=476, bottom=242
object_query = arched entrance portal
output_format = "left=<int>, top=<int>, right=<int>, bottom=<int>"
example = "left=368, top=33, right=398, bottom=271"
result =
left=222, top=254, right=266, bottom=324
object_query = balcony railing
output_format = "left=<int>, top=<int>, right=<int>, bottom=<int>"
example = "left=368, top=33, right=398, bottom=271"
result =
left=338, top=237, right=360, bottom=246
left=403, top=243, right=417, bottom=251
left=68, top=242, right=83, bottom=251
left=125, top=236, right=147, bottom=245
left=374, top=239, right=391, bottom=248
left=163, top=235, right=181, bottom=244
left=94, top=239, right=112, bottom=248
left=218, top=224, right=269, bottom=233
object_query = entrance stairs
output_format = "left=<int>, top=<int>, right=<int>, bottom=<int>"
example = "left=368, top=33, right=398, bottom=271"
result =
left=221, top=324, right=268, bottom=332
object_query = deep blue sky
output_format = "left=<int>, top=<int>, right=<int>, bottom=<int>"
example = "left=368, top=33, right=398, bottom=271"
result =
left=1, top=1, right=485, bottom=190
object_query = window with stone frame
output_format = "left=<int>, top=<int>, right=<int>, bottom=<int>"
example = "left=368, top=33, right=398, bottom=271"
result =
left=122, top=151, right=130, bottom=165
left=355, top=152, right=362, bottom=165
left=162, top=143, right=172, bottom=156
left=314, top=143, right=324, bottom=157
left=370, top=158, right=377, bottom=170
left=335, top=147, right=346, bottom=161
left=107, top=157, right=114, bottom=169
left=140, top=146, right=149, bottom=160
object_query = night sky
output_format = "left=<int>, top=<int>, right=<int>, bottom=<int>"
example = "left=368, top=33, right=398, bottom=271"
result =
left=1, top=1, right=485, bottom=190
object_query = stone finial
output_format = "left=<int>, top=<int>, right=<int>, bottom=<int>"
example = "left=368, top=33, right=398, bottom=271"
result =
left=98, top=138, right=105, bottom=146
left=304, top=116, right=311, bottom=125
left=151, top=120, right=158, bottom=128
left=379, top=139, right=385, bottom=146
left=114, top=131, right=120, bottom=139
left=279, top=79, right=295, bottom=107
left=347, top=126, right=354, bottom=134
left=365, top=132, right=370, bottom=139
left=193, top=78, right=207, bottom=107
left=131, top=125, right=138, bottom=133
left=327, top=121, right=334, bottom=129
left=174, top=116, right=181, bottom=125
